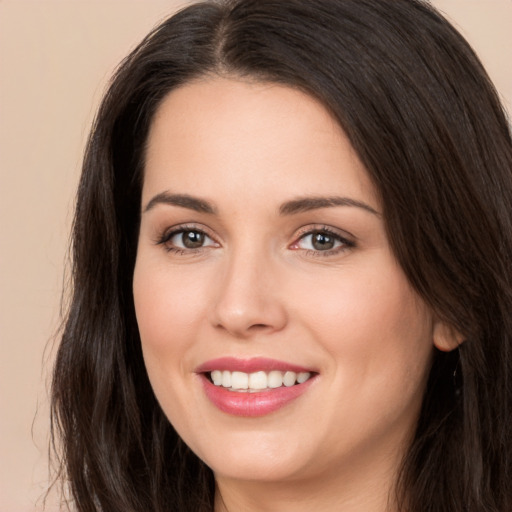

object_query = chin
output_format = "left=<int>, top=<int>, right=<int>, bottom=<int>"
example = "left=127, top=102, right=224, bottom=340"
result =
left=187, top=424, right=317, bottom=482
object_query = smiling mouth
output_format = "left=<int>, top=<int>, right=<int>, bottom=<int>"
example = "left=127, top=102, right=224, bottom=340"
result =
left=207, top=370, right=313, bottom=392
left=198, top=359, right=318, bottom=416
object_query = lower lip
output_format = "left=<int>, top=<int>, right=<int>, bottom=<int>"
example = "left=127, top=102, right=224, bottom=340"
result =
left=200, top=375, right=316, bottom=417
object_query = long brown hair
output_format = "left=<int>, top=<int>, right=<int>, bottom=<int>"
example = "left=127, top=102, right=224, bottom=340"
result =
left=52, top=1, right=512, bottom=510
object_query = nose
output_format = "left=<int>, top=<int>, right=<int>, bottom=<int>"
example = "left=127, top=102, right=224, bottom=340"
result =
left=209, top=250, right=288, bottom=339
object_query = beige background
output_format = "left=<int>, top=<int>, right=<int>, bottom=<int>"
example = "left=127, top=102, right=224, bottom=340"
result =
left=0, top=1, right=511, bottom=511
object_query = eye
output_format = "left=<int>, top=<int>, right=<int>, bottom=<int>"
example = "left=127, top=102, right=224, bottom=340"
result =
left=301, top=231, right=339, bottom=251
left=291, top=227, right=354, bottom=254
left=158, top=227, right=219, bottom=252
left=172, top=230, right=211, bottom=249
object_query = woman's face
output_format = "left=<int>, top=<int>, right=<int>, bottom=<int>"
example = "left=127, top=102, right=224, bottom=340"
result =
left=133, top=78, right=443, bottom=488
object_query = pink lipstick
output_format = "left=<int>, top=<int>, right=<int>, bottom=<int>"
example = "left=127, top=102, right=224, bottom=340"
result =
left=196, top=357, right=317, bottom=417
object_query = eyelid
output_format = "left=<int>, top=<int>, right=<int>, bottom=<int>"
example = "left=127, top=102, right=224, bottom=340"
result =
left=155, top=223, right=220, bottom=248
left=291, top=224, right=355, bottom=243
left=289, top=224, right=356, bottom=253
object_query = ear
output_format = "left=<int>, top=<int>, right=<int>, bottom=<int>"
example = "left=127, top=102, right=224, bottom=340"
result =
left=433, top=320, right=464, bottom=352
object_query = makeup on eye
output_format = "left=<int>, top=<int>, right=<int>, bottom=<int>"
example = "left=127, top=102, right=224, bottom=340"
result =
left=155, top=222, right=356, bottom=256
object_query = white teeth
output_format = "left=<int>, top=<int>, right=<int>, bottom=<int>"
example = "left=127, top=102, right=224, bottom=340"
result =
left=209, top=370, right=312, bottom=391
left=268, top=370, right=283, bottom=388
left=221, top=370, right=231, bottom=388
left=231, top=371, right=249, bottom=390
left=283, top=371, right=297, bottom=387
left=248, top=371, right=268, bottom=390
left=297, top=372, right=310, bottom=384
left=211, top=370, right=223, bottom=386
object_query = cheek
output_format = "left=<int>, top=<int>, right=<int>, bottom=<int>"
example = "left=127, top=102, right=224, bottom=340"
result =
left=132, top=258, right=213, bottom=415
left=292, top=257, right=434, bottom=457
left=133, top=259, right=210, bottom=352
left=295, top=255, right=433, bottom=393
left=132, top=258, right=212, bottom=432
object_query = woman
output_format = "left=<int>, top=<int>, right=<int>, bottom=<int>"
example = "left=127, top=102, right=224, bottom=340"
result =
left=51, top=0, right=512, bottom=511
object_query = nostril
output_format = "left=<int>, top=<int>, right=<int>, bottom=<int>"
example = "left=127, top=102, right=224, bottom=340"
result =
left=248, top=323, right=272, bottom=332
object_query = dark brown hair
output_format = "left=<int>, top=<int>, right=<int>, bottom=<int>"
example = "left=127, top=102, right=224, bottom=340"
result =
left=51, top=1, right=512, bottom=510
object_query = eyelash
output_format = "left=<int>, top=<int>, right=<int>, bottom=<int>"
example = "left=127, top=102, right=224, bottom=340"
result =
left=156, top=224, right=218, bottom=255
left=291, top=225, right=355, bottom=257
left=155, top=224, right=355, bottom=256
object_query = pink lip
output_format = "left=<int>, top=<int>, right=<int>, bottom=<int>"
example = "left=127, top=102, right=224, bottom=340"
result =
left=200, top=375, right=316, bottom=417
left=195, top=357, right=317, bottom=417
left=195, top=357, right=313, bottom=374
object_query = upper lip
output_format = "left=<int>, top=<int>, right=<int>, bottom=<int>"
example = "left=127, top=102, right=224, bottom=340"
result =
left=195, top=357, right=315, bottom=374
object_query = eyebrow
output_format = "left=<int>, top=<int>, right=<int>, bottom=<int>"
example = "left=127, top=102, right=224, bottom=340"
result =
left=279, top=196, right=380, bottom=216
left=143, top=192, right=217, bottom=214
left=143, top=191, right=379, bottom=217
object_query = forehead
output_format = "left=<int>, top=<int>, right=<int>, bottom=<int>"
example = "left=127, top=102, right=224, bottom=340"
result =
left=143, top=77, right=378, bottom=210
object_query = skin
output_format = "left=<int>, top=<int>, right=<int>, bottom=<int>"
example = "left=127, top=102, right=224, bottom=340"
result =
left=133, top=77, right=456, bottom=511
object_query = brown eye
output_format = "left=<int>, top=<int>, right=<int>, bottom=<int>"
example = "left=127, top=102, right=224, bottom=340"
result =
left=163, top=228, right=218, bottom=251
left=181, top=230, right=205, bottom=249
left=292, top=227, right=354, bottom=255
left=311, top=231, right=336, bottom=250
